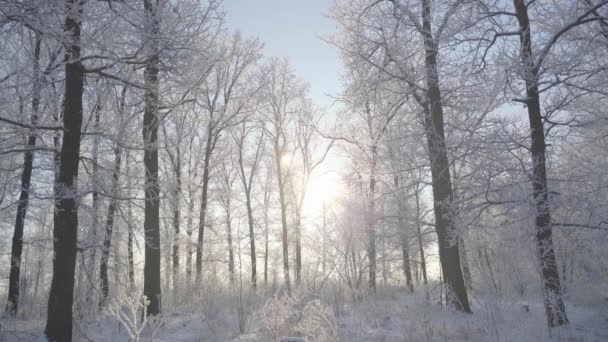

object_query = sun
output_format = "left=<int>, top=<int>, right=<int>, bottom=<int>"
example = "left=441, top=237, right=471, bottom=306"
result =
left=303, top=170, right=343, bottom=213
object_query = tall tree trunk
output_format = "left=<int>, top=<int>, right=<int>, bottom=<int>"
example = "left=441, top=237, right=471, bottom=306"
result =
left=195, top=130, right=212, bottom=284
left=294, top=211, right=302, bottom=287
left=163, top=219, right=171, bottom=293
left=367, top=144, right=377, bottom=292
left=99, top=145, right=122, bottom=307
left=263, top=165, right=272, bottom=288
left=274, top=141, right=291, bottom=295
left=186, top=183, right=195, bottom=287
left=225, top=196, right=235, bottom=285
left=245, top=192, right=257, bottom=290
left=45, top=0, right=84, bottom=339
left=89, top=86, right=102, bottom=283
left=142, top=0, right=162, bottom=316
left=172, top=146, right=181, bottom=296
left=512, top=0, right=568, bottom=327
left=414, top=183, right=428, bottom=285
left=459, top=236, right=472, bottom=290
left=186, top=138, right=196, bottom=287
left=236, top=140, right=258, bottom=290
left=126, top=150, right=135, bottom=290
left=419, top=0, right=470, bottom=312
left=394, top=175, right=414, bottom=293
left=6, top=33, right=41, bottom=317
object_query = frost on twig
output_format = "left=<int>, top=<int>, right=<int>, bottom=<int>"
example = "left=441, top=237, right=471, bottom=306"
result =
left=104, top=293, right=149, bottom=342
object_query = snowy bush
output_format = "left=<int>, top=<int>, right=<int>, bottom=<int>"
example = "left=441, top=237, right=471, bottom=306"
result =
left=296, top=299, right=338, bottom=342
left=262, top=294, right=298, bottom=342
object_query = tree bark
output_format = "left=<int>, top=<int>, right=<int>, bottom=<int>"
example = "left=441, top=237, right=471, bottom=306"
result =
left=418, top=0, right=471, bottom=312
left=172, top=146, right=181, bottom=296
left=414, top=183, right=428, bottom=285
left=263, top=166, right=271, bottom=288
left=45, top=0, right=84, bottom=339
left=6, top=33, right=41, bottom=317
left=245, top=195, right=257, bottom=290
left=126, top=150, right=135, bottom=291
left=274, top=141, right=291, bottom=295
left=186, top=138, right=196, bottom=287
left=512, top=0, right=568, bottom=327
left=99, top=145, right=122, bottom=307
left=142, top=0, right=162, bottom=316
left=394, top=175, right=414, bottom=293
left=225, top=195, right=235, bottom=285
left=235, top=129, right=260, bottom=291
left=89, top=85, right=102, bottom=285
left=367, top=144, right=377, bottom=292
left=195, top=128, right=213, bottom=284
left=294, top=210, right=302, bottom=286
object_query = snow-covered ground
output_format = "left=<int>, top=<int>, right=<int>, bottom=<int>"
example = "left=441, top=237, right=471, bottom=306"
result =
left=2, top=287, right=607, bottom=341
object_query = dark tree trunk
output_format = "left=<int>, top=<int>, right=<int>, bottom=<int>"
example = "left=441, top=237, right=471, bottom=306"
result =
left=126, top=150, right=135, bottom=290
left=99, top=145, right=122, bottom=307
left=459, top=236, right=472, bottom=289
left=419, top=0, right=470, bottom=312
left=45, top=1, right=84, bottom=339
left=394, top=175, right=414, bottom=293
left=195, top=130, right=212, bottom=284
left=513, top=0, right=568, bottom=327
left=142, top=0, right=162, bottom=316
left=6, top=34, right=41, bottom=317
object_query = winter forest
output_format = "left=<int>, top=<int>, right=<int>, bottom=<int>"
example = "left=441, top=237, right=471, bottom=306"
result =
left=1, top=0, right=608, bottom=341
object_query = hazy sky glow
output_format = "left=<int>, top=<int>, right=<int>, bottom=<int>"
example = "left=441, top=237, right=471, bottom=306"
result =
left=223, top=0, right=342, bottom=107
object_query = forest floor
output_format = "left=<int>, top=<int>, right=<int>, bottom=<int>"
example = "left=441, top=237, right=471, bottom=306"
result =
left=1, top=287, right=608, bottom=341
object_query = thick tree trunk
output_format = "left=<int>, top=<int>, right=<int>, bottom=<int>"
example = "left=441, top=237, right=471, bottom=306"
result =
left=6, top=34, right=41, bottom=317
left=394, top=175, right=414, bottom=293
left=512, top=0, right=568, bottom=327
left=45, top=1, right=84, bottom=339
left=142, top=0, right=162, bottom=316
left=459, top=236, right=472, bottom=289
left=99, top=145, right=122, bottom=307
left=418, top=0, right=471, bottom=312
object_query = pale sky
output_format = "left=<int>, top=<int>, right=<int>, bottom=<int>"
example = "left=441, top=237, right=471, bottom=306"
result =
left=222, top=0, right=342, bottom=108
